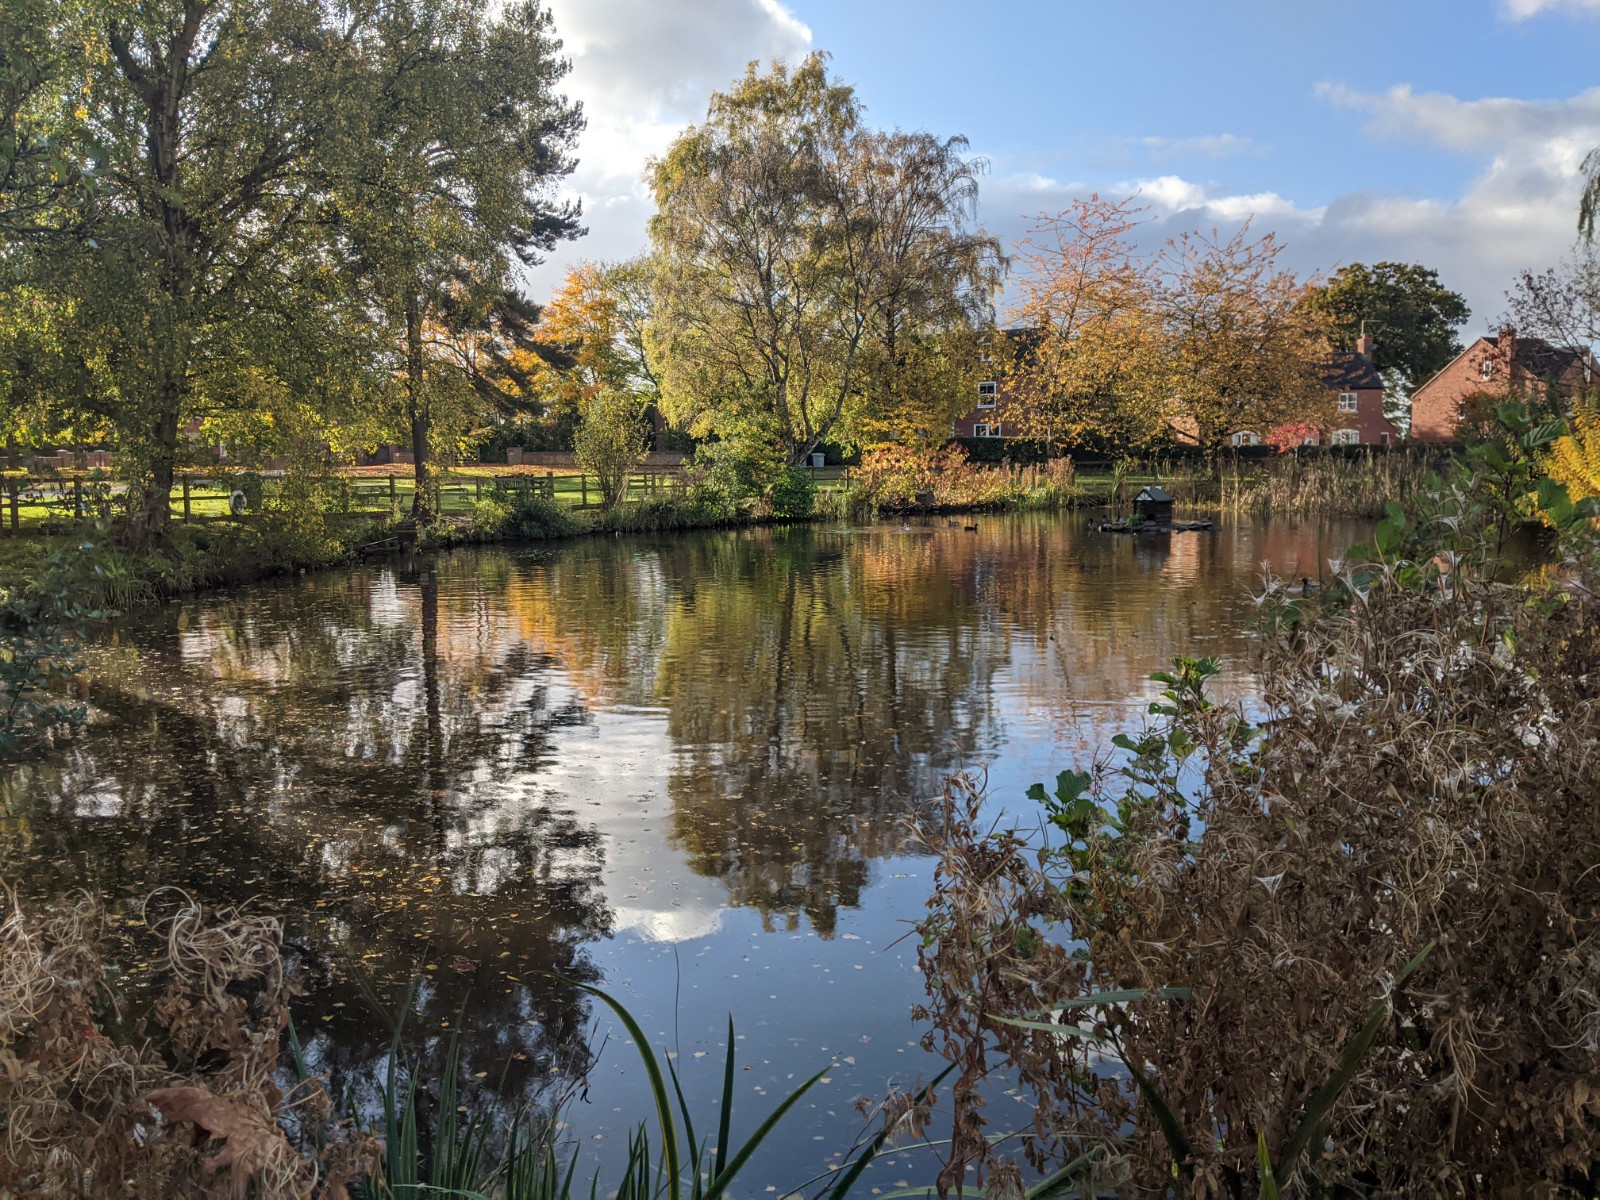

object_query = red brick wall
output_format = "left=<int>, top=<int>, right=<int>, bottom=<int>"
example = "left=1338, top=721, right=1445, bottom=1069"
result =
left=1411, top=339, right=1495, bottom=444
left=1327, top=386, right=1396, bottom=446
left=1411, top=337, right=1592, bottom=444
left=950, top=380, right=1023, bottom=440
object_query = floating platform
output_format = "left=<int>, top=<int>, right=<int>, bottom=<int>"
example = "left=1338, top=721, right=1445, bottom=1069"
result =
left=1096, top=519, right=1216, bottom=534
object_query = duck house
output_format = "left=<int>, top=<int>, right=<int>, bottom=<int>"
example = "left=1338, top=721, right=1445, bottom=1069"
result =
left=1133, top=485, right=1173, bottom=524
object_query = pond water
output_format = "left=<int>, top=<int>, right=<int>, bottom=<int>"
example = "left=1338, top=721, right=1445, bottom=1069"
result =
left=2, top=511, right=1366, bottom=1189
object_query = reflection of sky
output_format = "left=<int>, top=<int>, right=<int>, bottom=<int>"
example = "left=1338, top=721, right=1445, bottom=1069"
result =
left=527, top=705, right=731, bottom=943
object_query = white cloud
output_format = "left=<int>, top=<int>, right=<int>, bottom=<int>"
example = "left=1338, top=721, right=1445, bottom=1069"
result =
left=984, top=84, right=1600, bottom=327
left=525, top=0, right=812, bottom=295
left=1500, top=0, right=1600, bottom=18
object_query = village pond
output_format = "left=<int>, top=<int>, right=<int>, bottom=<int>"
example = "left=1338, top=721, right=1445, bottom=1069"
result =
left=2, top=511, right=1369, bottom=1188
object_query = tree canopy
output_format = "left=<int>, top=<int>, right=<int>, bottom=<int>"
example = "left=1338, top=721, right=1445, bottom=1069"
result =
left=647, top=53, right=1000, bottom=466
left=1309, top=261, right=1470, bottom=392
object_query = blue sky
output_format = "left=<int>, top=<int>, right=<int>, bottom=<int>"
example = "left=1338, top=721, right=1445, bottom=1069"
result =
left=533, top=0, right=1600, bottom=328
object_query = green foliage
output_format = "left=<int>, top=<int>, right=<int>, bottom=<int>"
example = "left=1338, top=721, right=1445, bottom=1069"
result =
left=494, top=488, right=579, bottom=539
left=572, top=390, right=647, bottom=509
left=766, top=465, right=816, bottom=520
left=648, top=52, right=999, bottom=467
left=688, top=425, right=789, bottom=509
left=1309, top=261, right=1471, bottom=391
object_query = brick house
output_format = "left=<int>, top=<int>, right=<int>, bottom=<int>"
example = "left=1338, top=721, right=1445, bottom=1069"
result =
left=950, top=328, right=1035, bottom=440
left=1411, top=326, right=1595, bottom=444
left=1310, top=335, right=1395, bottom=448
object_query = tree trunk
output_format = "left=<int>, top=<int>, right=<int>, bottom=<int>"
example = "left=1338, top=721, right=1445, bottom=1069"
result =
left=131, top=374, right=185, bottom=543
left=405, top=291, right=434, bottom=526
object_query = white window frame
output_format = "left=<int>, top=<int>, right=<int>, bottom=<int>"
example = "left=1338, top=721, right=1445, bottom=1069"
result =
left=972, top=423, right=990, bottom=438
left=976, top=381, right=998, bottom=409
left=1333, top=428, right=1360, bottom=447
left=1337, top=392, right=1359, bottom=413
left=1301, top=433, right=1320, bottom=447
left=1230, top=431, right=1260, bottom=447
left=1480, top=359, right=1494, bottom=381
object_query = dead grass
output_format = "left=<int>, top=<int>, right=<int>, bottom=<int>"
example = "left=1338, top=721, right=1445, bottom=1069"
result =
left=0, top=886, right=375, bottom=1198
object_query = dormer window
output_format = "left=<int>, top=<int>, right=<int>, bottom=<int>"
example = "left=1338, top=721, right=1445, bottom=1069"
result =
left=1337, top=392, right=1358, bottom=413
left=976, top=381, right=997, bottom=409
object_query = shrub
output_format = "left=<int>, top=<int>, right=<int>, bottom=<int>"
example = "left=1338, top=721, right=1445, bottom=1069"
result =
left=468, top=497, right=513, bottom=538
left=767, top=465, right=816, bottom=519
left=495, top=489, right=579, bottom=539
left=573, top=390, right=648, bottom=509
left=914, top=444, right=1600, bottom=1196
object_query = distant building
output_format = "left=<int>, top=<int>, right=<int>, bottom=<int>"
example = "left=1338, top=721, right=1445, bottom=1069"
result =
left=1411, top=326, right=1596, bottom=444
left=1306, top=334, right=1395, bottom=448
left=1222, top=335, right=1395, bottom=450
left=949, top=328, right=1039, bottom=441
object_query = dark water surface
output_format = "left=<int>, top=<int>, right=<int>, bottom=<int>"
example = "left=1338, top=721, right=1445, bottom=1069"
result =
left=2, top=511, right=1365, bottom=1189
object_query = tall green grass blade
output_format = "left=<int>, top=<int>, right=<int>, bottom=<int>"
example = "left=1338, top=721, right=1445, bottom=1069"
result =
left=1130, top=1064, right=1191, bottom=1169
left=700, top=1065, right=829, bottom=1200
left=665, top=1055, right=701, bottom=1196
left=1275, top=942, right=1434, bottom=1180
left=1256, top=1131, right=1280, bottom=1200
left=1026, top=1148, right=1099, bottom=1199
left=711, top=1015, right=736, bottom=1186
left=570, top=981, right=682, bottom=1200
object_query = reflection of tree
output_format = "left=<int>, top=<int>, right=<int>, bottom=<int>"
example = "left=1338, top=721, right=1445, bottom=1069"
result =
left=0, top=513, right=1369, bottom=1082
left=0, top=554, right=614, bottom=1116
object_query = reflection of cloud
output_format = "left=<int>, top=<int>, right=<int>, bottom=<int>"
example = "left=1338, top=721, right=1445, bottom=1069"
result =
left=527, top=707, right=731, bottom=943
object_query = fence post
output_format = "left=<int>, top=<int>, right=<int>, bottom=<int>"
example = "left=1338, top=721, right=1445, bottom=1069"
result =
left=545, top=470, right=554, bottom=499
left=7, top=479, right=17, bottom=534
left=580, top=473, right=587, bottom=508
left=182, top=476, right=192, bottom=522
left=72, top=478, right=83, bottom=519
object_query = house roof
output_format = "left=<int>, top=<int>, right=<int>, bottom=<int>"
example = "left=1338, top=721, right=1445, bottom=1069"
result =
left=1321, top=351, right=1383, bottom=391
left=1486, top=333, right=1592, bottom=380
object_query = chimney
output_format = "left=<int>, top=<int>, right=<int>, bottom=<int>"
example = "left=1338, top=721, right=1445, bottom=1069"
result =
left=1355, top=333, right=1375, bottom=362
left=1498, top=323, right=1518, bottom=377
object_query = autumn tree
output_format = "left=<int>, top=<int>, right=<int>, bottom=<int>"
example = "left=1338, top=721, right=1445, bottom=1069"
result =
left=648, top=53, right=998, bottom=466
left=1157, top=225, right=1330, bottom=452
left=1309, top=262, right=1469, bottom=394
left=523, top=262, right=631, bottom=427
left=329, top=0, right=582, bottom=526
left=1003, top=195, right=1163, bottom=453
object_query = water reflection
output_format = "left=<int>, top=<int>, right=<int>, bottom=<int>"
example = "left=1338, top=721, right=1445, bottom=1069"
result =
left=0, top=511, right=1364, bottom=1182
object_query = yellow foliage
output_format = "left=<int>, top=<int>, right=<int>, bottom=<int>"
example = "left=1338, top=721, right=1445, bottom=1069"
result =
left=1547, top=403, right=1600, bottom=506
